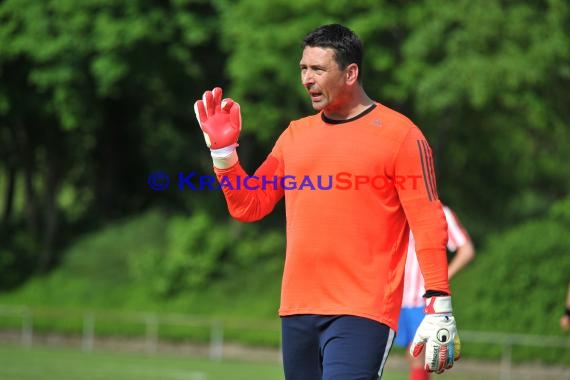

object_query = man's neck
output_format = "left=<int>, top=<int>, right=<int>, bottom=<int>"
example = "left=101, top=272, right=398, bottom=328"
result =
left=323, top=89, right=374, bottom=120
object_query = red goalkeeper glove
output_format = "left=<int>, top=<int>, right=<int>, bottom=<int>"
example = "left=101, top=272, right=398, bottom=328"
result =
left=194, top=87, right=242, bottom=169
left=410, top=296, right=461, bottom=374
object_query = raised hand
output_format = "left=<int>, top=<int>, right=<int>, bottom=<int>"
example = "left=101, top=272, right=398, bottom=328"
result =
left=194, top=87, right=242, bottom=168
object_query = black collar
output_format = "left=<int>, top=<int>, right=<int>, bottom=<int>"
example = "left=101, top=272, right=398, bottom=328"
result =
left=321, top=104, right=376, bottom=124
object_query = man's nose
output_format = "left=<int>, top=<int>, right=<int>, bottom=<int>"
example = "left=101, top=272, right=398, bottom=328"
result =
left=302, top=70, right=314, bottom=86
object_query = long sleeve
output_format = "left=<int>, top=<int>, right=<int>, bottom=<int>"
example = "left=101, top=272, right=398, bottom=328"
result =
left=214, top=154, right=285, bottom=222
left=394, top=127, right=450, bottom=295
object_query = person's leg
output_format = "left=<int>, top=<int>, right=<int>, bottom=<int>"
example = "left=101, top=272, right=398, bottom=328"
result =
left=410, top=365, right=430, bottom=380
left=281, top=315, right=322, bottom=380
left=319, top=315, right=395, bottom=380
left=406, top=307, right=430, bottom=380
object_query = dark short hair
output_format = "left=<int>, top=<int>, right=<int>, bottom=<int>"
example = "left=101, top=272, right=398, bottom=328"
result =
left=303, top=24, right=363, bottom=79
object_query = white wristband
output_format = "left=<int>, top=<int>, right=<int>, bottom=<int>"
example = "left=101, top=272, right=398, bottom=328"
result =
left=211, top=146, right=238, bottom=169
left=425, top=296, right=453, bottom=314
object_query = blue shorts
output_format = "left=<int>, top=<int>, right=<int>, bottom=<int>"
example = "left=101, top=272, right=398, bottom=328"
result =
left=281, top=315, right=395, bottom=380
left=394, top=306, right=425, bottom=348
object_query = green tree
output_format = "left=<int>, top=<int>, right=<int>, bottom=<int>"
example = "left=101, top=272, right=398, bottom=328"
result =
left=397, top=0, right=570, bottom=237
left=217, top=0, right=570, bottom=242
left=0, top=0, right=222, bottom=283
left=453, top=196, right=570, bottom=363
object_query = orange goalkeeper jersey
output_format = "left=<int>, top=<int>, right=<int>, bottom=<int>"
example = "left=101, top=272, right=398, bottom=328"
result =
left=214, top=103, right=449, bottom=331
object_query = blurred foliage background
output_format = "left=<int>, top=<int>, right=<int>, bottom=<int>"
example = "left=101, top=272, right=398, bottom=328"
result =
left=0, top=0, right=569, bottom=363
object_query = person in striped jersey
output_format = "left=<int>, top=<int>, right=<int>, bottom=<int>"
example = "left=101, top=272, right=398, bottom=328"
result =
left=396, top=205, right=475, bottom=380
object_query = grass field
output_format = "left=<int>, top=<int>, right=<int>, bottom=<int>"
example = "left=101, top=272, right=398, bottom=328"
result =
left=0, top=342, right=570, bottom=380
left=0, top=344, right=285, bottom=380
left=0, top=343, right=511, bottom=380
left=0, top=344, right=418, bottom=380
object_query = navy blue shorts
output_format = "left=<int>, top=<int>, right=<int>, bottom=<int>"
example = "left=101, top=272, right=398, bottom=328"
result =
left=281, top=315, right=395, bottom=380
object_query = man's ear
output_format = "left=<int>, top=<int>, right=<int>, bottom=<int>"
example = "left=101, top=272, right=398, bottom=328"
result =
left=346, top=63, right=359, bottom=85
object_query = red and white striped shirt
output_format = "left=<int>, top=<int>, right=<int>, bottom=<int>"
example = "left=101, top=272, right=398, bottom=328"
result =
left=401, top=206, right=470, bottom=308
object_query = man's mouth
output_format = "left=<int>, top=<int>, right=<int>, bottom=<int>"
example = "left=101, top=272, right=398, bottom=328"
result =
left=309, top=91, right=323, bottom=101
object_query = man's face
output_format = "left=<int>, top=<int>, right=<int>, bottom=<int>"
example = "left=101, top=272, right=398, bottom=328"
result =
left=300, top=46, right=348, bottom=112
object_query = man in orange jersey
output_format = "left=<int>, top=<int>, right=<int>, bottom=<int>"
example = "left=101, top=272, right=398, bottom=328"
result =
left=194, top=24, right=460, bottom=380
left=397, top=205, right=474, bottom=380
